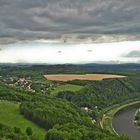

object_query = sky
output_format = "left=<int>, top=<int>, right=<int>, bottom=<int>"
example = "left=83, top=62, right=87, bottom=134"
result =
left=0, top=0, right=140, bottom=64
left=0, top=41, right=140, bottom=64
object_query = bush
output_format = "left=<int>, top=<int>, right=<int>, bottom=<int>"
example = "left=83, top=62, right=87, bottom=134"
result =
left=26, top=127, right=33, bottom=136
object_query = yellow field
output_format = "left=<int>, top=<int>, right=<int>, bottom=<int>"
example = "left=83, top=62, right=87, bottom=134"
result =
left=45, top=74, right=126, bottom=81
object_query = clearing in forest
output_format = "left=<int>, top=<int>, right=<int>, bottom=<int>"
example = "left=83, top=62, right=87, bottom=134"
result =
left=50, top=84, right=83, bottom=96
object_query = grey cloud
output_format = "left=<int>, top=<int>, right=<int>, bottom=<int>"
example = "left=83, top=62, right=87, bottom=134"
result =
left=124, top=51, right=140, bottom=57
left=0, top=0, right=140, bottom=43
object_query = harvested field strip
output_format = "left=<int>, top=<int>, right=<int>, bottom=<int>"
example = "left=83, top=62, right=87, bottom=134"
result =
left=45, top=74, right=126, bottom=81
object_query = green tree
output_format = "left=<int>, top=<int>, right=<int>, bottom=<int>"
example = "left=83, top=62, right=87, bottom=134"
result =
left=26, top=127, right=32, bottom=136
left=14, top=127, right=21, bottom=134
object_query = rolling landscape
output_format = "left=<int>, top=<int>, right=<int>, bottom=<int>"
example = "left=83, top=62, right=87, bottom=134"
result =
left=0, top=64, right=140, bottom=140
left=0, top=0, right=140, bottom=139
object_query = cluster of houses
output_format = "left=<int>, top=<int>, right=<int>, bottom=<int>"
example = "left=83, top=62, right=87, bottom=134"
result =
left=0, top=76, right=34, bottom=92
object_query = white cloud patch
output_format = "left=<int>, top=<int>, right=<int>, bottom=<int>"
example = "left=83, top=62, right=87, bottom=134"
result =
left=124, top=50, right=140, bottom=57
left=0, top=41, right=140, bottom=64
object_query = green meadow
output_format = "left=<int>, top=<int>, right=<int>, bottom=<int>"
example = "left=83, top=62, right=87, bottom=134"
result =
left=0, top=100, right=46, bottom=140
left=50, top=84, right=83, bottom=96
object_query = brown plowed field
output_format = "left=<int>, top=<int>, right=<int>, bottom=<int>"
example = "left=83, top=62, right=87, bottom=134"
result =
left=45, top=74, right=126, bottom=81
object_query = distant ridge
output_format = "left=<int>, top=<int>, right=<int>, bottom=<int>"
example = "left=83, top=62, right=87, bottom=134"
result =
left=0, top=63, right=140, bottom=67
left=0, top=63, right=140, bottom=73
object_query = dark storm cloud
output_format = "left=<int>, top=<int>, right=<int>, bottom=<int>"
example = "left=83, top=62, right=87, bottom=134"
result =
left=125, top=51, right=140, bottom=57
left=0, top=0, right=140, bottom=43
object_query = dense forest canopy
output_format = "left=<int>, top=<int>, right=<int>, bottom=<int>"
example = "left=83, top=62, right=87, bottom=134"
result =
left=0, top=64, right=140, bottom=140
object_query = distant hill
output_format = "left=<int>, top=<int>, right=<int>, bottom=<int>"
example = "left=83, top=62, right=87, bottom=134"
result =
left=0, top=63, right=140, bottom=73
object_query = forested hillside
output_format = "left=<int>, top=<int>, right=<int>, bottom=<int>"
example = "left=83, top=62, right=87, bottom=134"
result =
left=0, top=82, right=131, bottom=140
left=59, top=78, right=140, bottom=109
left=0, top=65, right=140, bottom=140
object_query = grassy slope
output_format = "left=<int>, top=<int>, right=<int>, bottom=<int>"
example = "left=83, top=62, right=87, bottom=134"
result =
left=50, top=84, right=83, bottom=96
left=0, top=100, right=46, bottom=140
